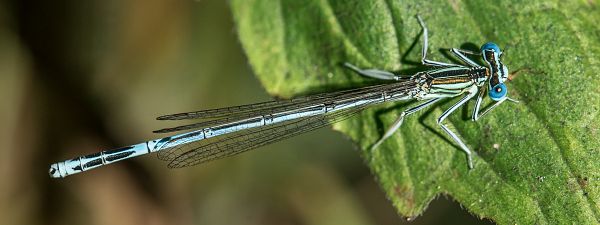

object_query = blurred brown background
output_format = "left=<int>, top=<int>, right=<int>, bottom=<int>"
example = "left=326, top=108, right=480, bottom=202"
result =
left=0, top=0, right=493, bottom=224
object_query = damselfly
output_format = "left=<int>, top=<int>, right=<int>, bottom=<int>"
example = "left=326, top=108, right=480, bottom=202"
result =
left=49, top=16, right=517, bottom=178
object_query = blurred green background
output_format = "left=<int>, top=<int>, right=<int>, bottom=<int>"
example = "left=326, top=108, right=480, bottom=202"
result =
left=0, top=0, right=494, bottom=224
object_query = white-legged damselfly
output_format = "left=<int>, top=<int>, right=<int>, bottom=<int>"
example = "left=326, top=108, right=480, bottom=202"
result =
left=49, top=16, right=517, bottom=178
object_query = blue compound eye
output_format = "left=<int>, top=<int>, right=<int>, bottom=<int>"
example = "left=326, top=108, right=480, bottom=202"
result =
left=489, top=83, right=507, bottom=101
left=480, top=42, right=501, bottom=53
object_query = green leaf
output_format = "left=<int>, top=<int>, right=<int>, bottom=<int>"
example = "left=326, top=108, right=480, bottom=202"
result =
left=229, top=0, right=600, bottom=223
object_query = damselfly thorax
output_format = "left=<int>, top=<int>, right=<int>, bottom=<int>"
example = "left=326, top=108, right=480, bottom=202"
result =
left=411, top=66, right=489, bottom=100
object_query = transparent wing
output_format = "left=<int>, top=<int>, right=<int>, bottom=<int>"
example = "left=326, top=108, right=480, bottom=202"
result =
left=164, top=104, right=367, bottom=168
left=153, top=116, right=245, bottom=133
left=155, top=80, right=418, bottom=166
left=155, top=83, right=392, bottom=121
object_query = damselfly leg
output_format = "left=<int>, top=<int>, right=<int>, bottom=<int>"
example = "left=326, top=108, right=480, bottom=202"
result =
left=417, top=15, right=461, bottom=67
left=437, top=86, right=478, bottom=169
left=473, top=97, right=511, bottom=121
left=471, top=87, right=486, bottom=121
left=450, top=48, right=481, bottom=67
left=342, top=62, right=403, bottom=81
left=370, top=98, right=442, bottom=151
left=452, top=48, right=480, bottom=56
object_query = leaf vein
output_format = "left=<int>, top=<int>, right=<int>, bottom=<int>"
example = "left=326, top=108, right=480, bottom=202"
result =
left=319, top=0, right=373, bottom=66
left=520, top=90, right=598, bottom=219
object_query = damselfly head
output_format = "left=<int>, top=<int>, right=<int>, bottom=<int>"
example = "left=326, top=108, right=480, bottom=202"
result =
left=481, top=42, right=510, bottom=101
